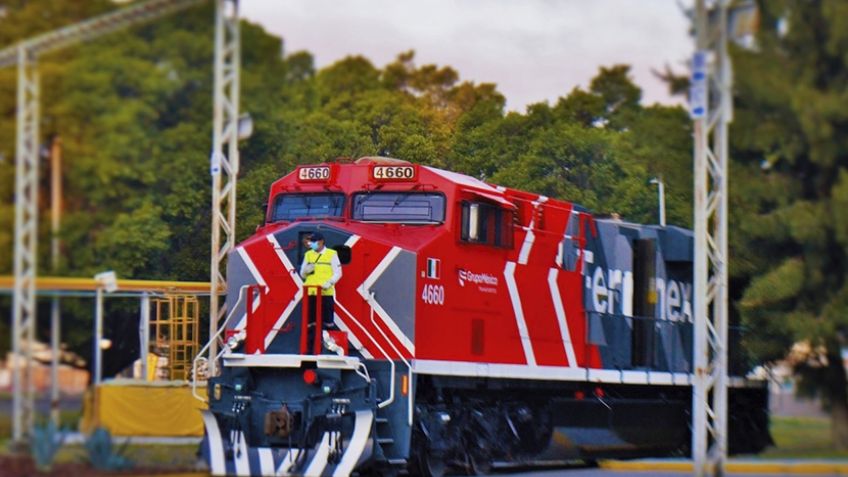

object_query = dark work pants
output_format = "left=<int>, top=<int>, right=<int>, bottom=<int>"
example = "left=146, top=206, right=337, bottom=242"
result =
left=306, top=295, right=336, bottom=352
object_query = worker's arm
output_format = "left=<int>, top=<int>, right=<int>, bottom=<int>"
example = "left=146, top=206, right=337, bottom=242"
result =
left=324, top=254, right=343, bottom=287
left=300, top=256, right=314, bottom=279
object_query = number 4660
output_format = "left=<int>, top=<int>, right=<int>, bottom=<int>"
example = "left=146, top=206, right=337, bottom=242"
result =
left=421, top=284, right=445, bottom=305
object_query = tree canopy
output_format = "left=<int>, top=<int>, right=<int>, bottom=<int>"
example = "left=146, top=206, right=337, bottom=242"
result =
left=727, top=0, right=848, bottom=447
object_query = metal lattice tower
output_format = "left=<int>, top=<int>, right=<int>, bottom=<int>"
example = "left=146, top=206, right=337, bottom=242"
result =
left=4, top=0, right=205, bottom=444
left=691, top=0, right=731, bottom=475
left=11, top=44, right=40, bottom=443
left=208, top=0, right=241, bottom=377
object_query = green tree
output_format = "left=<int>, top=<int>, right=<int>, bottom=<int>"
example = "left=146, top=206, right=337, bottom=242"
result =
left=729, top=0, right=848, bottom=447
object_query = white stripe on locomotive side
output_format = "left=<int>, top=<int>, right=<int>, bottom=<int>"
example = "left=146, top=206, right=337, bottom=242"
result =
left=504, top=262, right=536, bottom=366
left=332, top=410, right=374, bottom=477
left=357, top=246, right=416, bottom=355
left=335, top=299, right=398, bottom=361
left=234, top=246, right=265, bottom=331
left=303, top=432, right=332, bottom=477
left=344, top=234, right=360, bottom=247
left=517, top=195, right=548, bottom=265
left=517, top=229, right=535, bottom=265
left=201, top=411, right=226, bottom=476
left=411, top=359, right=697, bottom=386
left=548, top=268, right=578, bottom=368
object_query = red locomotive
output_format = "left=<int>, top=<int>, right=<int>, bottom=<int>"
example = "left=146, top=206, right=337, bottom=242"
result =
left=199, top=157, right=770, bottom=476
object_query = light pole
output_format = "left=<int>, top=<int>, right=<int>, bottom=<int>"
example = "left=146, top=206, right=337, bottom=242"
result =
left=650, top=177, right=666, bottom=227
left=93, top=271, right=118, bottom=386
left=139, top=292, right=151, bottom=381
left=49, top=135, right=62, bottom=426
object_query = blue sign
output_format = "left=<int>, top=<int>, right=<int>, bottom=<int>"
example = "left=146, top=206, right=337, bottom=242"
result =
left=690, top=51, right=708, bottom=119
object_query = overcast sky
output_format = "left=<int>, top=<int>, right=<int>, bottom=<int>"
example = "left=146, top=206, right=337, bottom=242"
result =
left=241, top=1, right=692, bottom=112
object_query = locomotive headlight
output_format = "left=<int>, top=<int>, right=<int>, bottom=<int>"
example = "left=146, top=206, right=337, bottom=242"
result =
left=234, top=383, right=243, bottom=392
left=437, top=412, right=451, bottom=423
left=322, top=385, right=332, bottom=394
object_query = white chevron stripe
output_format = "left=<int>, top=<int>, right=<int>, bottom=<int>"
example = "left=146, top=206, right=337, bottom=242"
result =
left=517, top=196, right=547, bottom=265
left=235, top=246, right=264, bottom=331
left=233, top=431, right=251, bottom=476
left=304, top=433, right=332, bottom=477
left=257, top=447, right=275, bottom=476
left=504, top=262, right=536, bottom=366
left=518, top=229, right=534, bottom=265
left=201, top=411, right=226, bottom=476
left=275, top=448, right=302, bottom=476
left=357, top=246, right=415, bottom=355
left=344, top=235, right=360, bottom=247
left=334, top=312, right=374, bottom=359
left=238, top=245, right=268, bottom=287
left=548, top=268, right=578, bottom=368
left=333, top=410, right=374, bottom=477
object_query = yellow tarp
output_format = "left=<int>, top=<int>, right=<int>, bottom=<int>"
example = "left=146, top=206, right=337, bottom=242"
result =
left=81, top=380, right=207, bottom=437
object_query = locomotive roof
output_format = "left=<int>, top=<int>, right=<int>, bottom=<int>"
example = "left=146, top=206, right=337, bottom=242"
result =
left=269, top=157, right=575, bottom=210
left=595, top=217, right=694, bottom=262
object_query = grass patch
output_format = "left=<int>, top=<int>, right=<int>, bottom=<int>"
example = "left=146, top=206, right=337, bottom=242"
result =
left=761, top=416, right=848, bottom=459
left=1, top=410, right=82, bottom=453
left=54, top=443, right=200, bottom=468
left=0, top=409, right=81, bottom=437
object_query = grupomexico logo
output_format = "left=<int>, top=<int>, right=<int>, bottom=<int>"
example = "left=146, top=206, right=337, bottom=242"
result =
left=458, top=269, right=499, bottom=288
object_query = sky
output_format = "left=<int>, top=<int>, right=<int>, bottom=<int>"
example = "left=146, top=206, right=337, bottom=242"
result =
left=240, top=0, right=693, bottom=112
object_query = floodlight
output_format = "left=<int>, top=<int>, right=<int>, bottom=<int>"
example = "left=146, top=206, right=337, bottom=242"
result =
left=238, top=113, right=253, bottom=141
left=94, top=270, right=118, bottom=293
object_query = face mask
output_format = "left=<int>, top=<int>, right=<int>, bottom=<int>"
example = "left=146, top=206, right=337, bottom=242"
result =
left=309, top=241, right=320, bottom=251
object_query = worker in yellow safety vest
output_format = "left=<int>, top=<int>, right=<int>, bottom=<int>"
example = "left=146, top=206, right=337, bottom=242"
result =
left=299, top=232, right=342, bottom=342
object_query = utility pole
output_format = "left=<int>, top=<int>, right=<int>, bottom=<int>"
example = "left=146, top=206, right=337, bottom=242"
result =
left=49, top=136, right=62, bottom=426
left=12, top=43, right=39, bottom=445
left=208, top=0, right=241, bottom=377
left=691, top=0, right=734, bottom=475
left=690, top=2, right=758, bottom=474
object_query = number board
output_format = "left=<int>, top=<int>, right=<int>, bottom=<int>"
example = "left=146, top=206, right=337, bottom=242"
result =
left=372, top=165, right=417, bottom=182
left=297, top=166, right=331, bottom=182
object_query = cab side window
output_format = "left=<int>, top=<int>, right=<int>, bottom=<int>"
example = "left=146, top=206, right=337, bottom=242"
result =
left=460, top=201, right=513, bottom=248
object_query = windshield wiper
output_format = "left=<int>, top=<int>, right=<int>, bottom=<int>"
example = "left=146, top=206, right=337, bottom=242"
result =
left=391, top=194, right=412, bottom=211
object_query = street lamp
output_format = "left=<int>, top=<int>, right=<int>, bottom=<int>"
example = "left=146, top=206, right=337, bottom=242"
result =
left=93, top=271, right=118, bottom=386
left=650, top=177, right=666, bottom=227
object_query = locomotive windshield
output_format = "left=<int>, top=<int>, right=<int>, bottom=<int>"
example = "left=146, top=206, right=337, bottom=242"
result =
left=270, top=193, right=345, bottom=222
left=352, top=192, right=445, bottom=223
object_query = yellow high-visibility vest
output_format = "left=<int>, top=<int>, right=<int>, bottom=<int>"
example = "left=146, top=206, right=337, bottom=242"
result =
left=304, top=247, right=338, bottom=296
